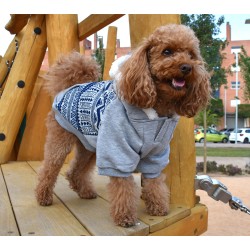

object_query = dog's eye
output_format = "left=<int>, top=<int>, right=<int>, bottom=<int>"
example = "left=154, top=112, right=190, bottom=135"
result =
left=162, top=49, right=173, bottom=56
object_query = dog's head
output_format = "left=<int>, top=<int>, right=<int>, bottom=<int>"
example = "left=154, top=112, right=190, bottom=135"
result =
left=118, top=24, right=211, bottom=117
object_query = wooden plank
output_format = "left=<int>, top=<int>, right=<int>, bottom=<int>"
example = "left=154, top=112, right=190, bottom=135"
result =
left=150, top=204, right=208, bottom=236
left=30, top=162, right=149, bottom=236
left=0, top=15, right=47, bottom=164
left=17, top=81, right=51, bottom=161
left=5, top=14, right=30, bottom=34
left=103, top=26, right=117, bottom=81
left=78, top=14, right=124, bottom=41
left=94, top=172, right=190, bottom=233
left=0, top=165, right=19, bottom=236
left=2, top=162, right=90, bottom=236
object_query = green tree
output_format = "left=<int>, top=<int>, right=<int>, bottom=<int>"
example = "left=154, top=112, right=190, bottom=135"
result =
left=195, top=109, right=219, bottom=127
left=93, top=35, right=105, bottom=80
left=238, top=46, right=250, bottom=100
left=181, top=14, right=227, bottom=94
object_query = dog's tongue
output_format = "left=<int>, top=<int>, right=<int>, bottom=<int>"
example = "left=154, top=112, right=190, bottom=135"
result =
left=172, top=78, right=185, bottom=88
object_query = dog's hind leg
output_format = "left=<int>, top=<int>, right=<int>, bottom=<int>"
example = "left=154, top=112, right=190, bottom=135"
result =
left=141, top=173, right=170, bottom=216
left=108, top=176, right=139, bottom=227
left=35, top=111, right=77, bottom=206
left=66, top=140, right=97, bottom=199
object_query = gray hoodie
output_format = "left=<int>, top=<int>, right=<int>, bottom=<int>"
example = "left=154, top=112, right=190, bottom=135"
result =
left=52, top=80, right=179, bottom=178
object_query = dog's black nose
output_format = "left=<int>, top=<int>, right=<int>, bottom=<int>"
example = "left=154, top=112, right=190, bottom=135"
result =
left=180, top=64, right=192, bottom=75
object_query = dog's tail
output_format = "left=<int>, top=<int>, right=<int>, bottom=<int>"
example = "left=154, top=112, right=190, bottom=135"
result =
left=43, top=51, right=101, bottom=97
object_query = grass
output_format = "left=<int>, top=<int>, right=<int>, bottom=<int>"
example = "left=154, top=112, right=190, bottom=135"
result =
left=195, top=147, right=250, bottom=157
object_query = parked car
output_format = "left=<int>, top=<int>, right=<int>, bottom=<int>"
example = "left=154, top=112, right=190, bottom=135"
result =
left=229, top=128, right=250, bottom=144
left=219, top=128, right=234, bottom=137
left=194, top=128, right=229, bottom=143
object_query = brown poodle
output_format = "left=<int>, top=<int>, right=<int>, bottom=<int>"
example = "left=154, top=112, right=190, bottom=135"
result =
left=35, top=24, right=211, bottom=228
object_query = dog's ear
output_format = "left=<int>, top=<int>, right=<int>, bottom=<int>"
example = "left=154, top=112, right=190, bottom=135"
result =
left=178, top=63, right=211, bottom=117
left=118, top=41, right=156, bottom=108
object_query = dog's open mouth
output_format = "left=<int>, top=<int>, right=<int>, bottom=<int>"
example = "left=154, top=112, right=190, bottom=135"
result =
left=163, top=78, right=186, bottom=90
left=172, top=78, right=185, bottom=89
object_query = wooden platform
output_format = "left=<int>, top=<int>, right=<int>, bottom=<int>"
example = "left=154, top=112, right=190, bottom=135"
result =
left=0, top=161, right=208, bottom=236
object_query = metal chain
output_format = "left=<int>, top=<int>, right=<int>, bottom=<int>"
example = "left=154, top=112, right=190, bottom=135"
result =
left=195, top=175, right=250, bottom=215
left=0, top=40, right=19, bottom=93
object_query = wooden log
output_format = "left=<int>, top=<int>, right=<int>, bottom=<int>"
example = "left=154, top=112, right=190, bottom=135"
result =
left=0, top=30, right=25, bottom=95
left=150, top=204, right=208, bottom=236
left=129, top=14, right=196, bottom=209
left=5, top=14, right=30, bottom=34
left=103, top=26, right=117, bottom=80
left=129, top=14, right=181, bottom=49
left=78, top=14, right=124, bottom=41
left=46, top=14, right=80, bottom=65
left=46, top=14, right=80, bottom=163
left=0, top=15, right=47, bottom=164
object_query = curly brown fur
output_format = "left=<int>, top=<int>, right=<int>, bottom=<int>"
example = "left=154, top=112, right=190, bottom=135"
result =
left=35, top=111, right=78, bottom=205
left=141, top=174, right=170, bottom=216
left=118, top=24, right=211, bottom=117
left=108, top=176, right=140, bottom=227
left=66, top=142, right=97, bottom=199
left=36, top=24, right=211, bottom=228
left=43, top=51, right=100, bottom=97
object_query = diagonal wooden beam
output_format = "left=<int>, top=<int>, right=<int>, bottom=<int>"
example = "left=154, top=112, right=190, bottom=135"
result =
left=78, top=14, right=124, bottom=41
left=0, top=14, right=47, bottom=164
left=5, top=14, right=30, bottom=34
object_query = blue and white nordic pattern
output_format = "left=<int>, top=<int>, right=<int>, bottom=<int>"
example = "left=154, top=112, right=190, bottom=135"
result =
left=56, top=80, right=116, bottom=136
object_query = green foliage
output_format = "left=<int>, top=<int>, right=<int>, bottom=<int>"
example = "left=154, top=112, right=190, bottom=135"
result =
left=93, top=36, right=105, bottom=80
left=238, top=104, right=250, bottom=118
left=194, top=109, right=219, bottom=127
left=238, top=46, right=250, bottom=100
left=181, top=14, right=227, bottom=94
left=209, top=98, right=224, bottom=117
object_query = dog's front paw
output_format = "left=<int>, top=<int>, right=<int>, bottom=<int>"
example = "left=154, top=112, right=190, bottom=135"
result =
left=35, top=187, right=53, bottom=206
left=114, top=214, right=138, bottom=228
left=78, top=189, right=97, bottom=199
left=146, top=202, right=169, bottom=216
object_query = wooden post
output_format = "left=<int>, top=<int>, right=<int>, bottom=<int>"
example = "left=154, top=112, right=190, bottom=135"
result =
left=129, top=14, right=180, bottom=49
left=18, top=14, right=80, bottom=162
left=129, top=14, right=196, bottom=208
left=103, top=26, right=117, bottom=81
left=46, top=14, right=80, bottom=65
left=46, top=14, right=80, bottom=163
left=0, top=15, right=47, bottom=164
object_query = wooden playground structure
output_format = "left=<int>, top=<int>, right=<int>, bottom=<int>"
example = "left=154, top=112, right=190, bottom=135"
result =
left=0, top=14, right=208, bottom=236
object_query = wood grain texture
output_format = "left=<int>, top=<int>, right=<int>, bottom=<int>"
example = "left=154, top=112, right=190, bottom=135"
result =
left=78, top=14, right=124, bottom=41
left=46, top=14, right=79, bottom=65
left=5, top=14, right=30, bottom=34
left=150, top=204, right=208, bottom=236
left=2, top=161, right=90, bottom=236
left=0, top=15, right=47, bottom=163
left=0, top=165, right=19, bottom=236
left=129, top=14, right=180, bottom=49
left=103, top=26, right=117, bottom=80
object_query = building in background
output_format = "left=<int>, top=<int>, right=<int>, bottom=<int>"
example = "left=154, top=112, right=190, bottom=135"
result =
left=41, top=33, right=131, bottom=72
left=219, top=22, right=250, bottom=129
